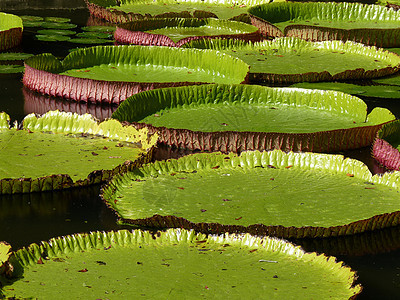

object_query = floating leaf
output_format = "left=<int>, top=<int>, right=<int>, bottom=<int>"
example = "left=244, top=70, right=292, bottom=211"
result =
left=23, top=45, right=249, bottom=104
left=67, top=37, right=112, bottom=44
left=186, top=37, right=400, bottom=83
left=85, top=0, right=273, bottom=23
left=81, top=25, right=116, bottom=32
left=43, top=17, right=71, bottom=23
left=19, top=15, right=43, bottom=22
left=115, top=17, right=260, bottom=47
left=35, top=34, right=71, bottom=42
left=0, top=52, right=33, bottom=61
left=0, top=229, right=361, bottom=298
left=0, top=111, right=157, bottom=194
left=0, top=12, right=23, bottom=51
left=248, top=2, right=400, bottom=47
left=36, top=29, right=75, bottom=36
left=290, top=82, right=400, bottom=99
left=40, top=22, right=77, bottom=30
left=101, top=150, right=400, bottom=238
left=0, top=64, right=24, bottom=74
left=112, top=84, right=394, bottom=152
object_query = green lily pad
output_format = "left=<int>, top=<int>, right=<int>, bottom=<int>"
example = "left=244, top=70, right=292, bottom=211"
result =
left=67, top=37, right=112, bottom=44
left=186, top=37, right=400, bottom=83
left=21, top=21, right=43, bottom=28
left=0, top=12, right=23, bottom=51
left=112, top=84, right=394, bottom=152
left=115, top=17, right=260, bottom=47
left=101, top=150, right=400, bottom=238
left=44, top=16, right=71, bottom=23
left=75, top=31, right=112, bottom=39
left=373, top=120, right=400, bottom=170
left=40, top=22, right=77, bottom=30
left=0, top=229, right=361, bottom=298
left=36, top=29, right=76, bottom=36
left=23, top=45, right=250, bottom=104
left=0, top=242, right=11, bottom=266
left=35, top=34, right=71, bottom=42
left=0, top=52, right=33, bottom=61
left=0, top=64, right=24, bottom=74
left=248, top=2, right=400, bottom=47
left=19, top=15, right=44, bottom=22
left=290, top=82, right=400, bottom=99
left=81, top=25, right=116, bottom=32
left=372, top=73, right=400, bottom=86
left=0, top=110, right=157, bottom=194
left=0, top=242, right=11, bottom=277
left=86, top=0, right=272, bottom=23
left=386, top=47, right=400, bottom=56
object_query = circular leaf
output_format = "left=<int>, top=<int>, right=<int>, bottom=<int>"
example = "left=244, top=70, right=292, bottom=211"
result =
left=0, top=229, right=361, bottom=298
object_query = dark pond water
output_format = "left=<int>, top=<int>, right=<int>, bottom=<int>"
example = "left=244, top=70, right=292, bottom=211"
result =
left=1, top=0, right=400, bottom=299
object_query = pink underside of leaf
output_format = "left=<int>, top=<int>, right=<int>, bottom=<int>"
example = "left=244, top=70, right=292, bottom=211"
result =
left=373, top=138, right=400, bottom=170
left=114, top=27, right=261, bottom=47
left=132, top=121, right=387, bottom=153
left=22, top=65, right=205, bottom=104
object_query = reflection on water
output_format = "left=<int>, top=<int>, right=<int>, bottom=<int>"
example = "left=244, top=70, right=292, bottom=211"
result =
left=293, top=225, right=400, bottom=257
left=0, top=185, right=131, bottom=250
left=23, top=87, right=117, bottom=121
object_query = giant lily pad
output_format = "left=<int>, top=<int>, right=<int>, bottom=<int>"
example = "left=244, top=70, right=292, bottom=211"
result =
left=0, top=110, right=157, bottom=194
left=101, top=150, right=400, bottom=238
left=0, top=12, right=23, bottom=51
left=23, top=45, right=249, bottom=105
left=290, top=82, right=400, bottom=99
left=112, top=84, right=395, bottom=153
left=373, top=120, right=400, bottom=170
left=0, top=242, right=11, bottom=277
left=85, top=0, right=272, bottom=24
left=0, top=229, right=361, bottom=298
left=248, top=2, right=400, bottom=47
left=115, top=18, right=260, bottom=47
left=186, top=37, right=400, bottom=83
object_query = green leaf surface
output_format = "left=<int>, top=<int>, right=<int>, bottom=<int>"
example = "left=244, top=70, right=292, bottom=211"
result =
left=36, top=29, right=76, bottom=36
left=75, top=31, right=112, bottom=39
left=0, top=110, right=157, bottom=194
left=102, top=0, right=272, bottom=20
left=67, top=37, right=112, bottom=44
left=185, top=37, right=400, bottom=82
left=81, top=25, right=116, bottom=32
left=248, top=2, right=400, bottom=47
left=290, top=82, right=400, bottom=99
left=101, top=150, right=400, bottom=237
left=0, top=64, right=24, bottom=74
left=40, top=22, right=77, bottom=30
left=0, top=229, right=361, bottom=298
left=35, top=34, right=71, bottom=42
left=0, top=242, right=11, bottom=267
left=19, top=15, right=43, bottom=22
left=25, top=45, right=249, bottom=84
left=21, top=21, right=43, bottom=28
left=113, top=84, right=392, bottom=133
left=0, top=12, right=22, bottom=31
left=0, top=52, right=33, bottom=61
left=248, top=2, right=400, bottom=31
left=372, top=73, right=400, bottom=86
left=121, top=18, right=258, bottom=43
left=43, top=16, right=71, bottom=23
